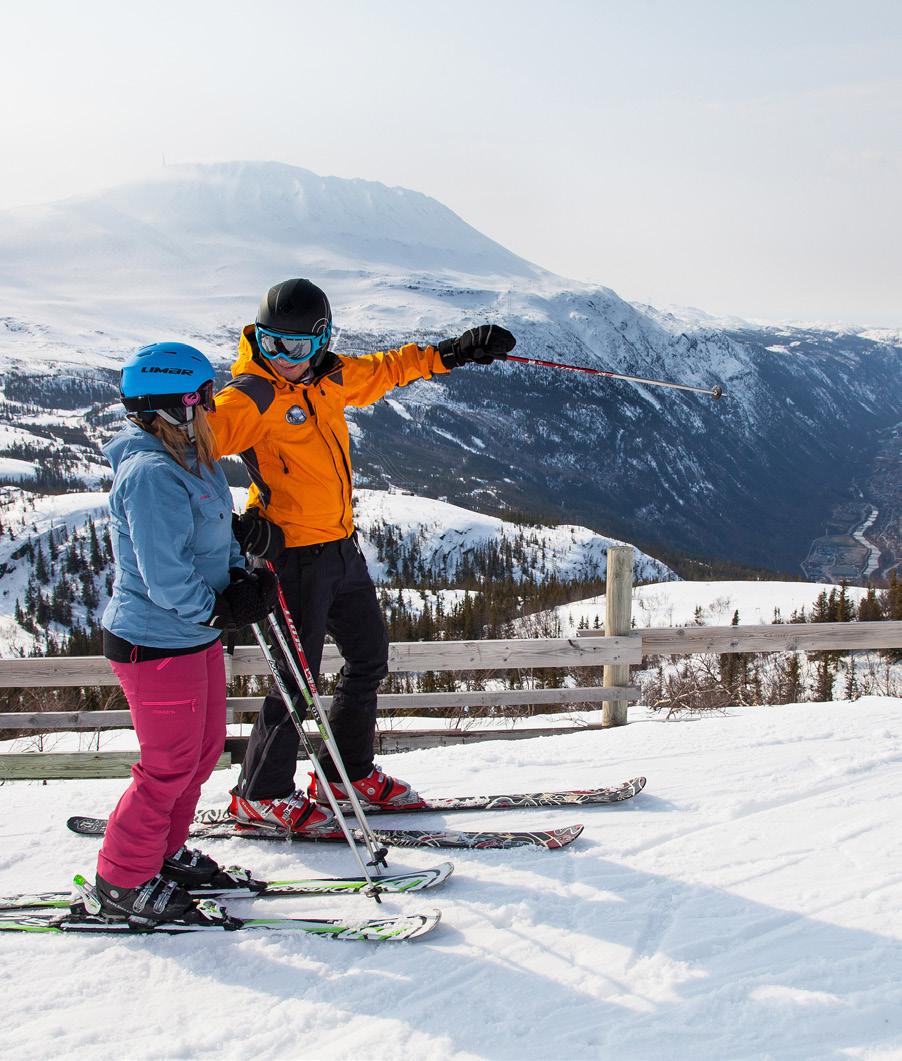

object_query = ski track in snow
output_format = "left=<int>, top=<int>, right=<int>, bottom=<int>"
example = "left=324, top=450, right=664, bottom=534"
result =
left=2, top=698, right=902, bottom=1060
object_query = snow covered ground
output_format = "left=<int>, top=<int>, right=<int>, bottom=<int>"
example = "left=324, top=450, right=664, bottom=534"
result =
left=2, top=696, right=902, bottom=1060
left=526, top=580, right=872, bottom=636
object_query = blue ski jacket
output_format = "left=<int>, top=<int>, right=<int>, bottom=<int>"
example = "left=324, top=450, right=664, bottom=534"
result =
left=101, top=422, right=244, bottom=648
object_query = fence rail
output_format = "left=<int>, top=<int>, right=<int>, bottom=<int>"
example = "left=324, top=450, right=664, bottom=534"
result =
left=0, top=686, right=642, bottom=732
left=1, top=622, right=897, bottom=692
left=580, top=621, right=902, bottom=654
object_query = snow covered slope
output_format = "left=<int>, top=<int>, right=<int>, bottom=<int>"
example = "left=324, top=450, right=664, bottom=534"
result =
left=2, top=697, right=901, bottom=1060
left=354, top=487, right=674, bottom=585
left=524, top=579, right=873, bottom=635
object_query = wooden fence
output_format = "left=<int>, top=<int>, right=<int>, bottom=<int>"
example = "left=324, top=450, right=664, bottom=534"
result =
left=1, top=542, right=900, bottom=779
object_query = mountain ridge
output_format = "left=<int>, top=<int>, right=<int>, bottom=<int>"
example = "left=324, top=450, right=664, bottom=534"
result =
left=0, top=160, right=898, bottom=574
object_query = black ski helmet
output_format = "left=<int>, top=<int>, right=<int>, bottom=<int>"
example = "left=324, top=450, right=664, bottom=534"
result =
left=256, top=278, right=332, bottom=338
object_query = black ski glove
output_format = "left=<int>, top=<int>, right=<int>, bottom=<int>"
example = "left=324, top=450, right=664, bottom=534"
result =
left=205, top=568, right=279, bottom=630
left=437, top=325, right=516, bottom=369
left=232, top=511, right=285, bottom=563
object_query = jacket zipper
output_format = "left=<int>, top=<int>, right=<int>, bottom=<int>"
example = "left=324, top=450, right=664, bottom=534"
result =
left=328, top=424, right=354, bottom=530
left=303, top=391, right=351, bottom=528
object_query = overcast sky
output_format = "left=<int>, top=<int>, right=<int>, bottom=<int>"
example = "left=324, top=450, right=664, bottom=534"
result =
left=2, top=1, right=900, bottom=326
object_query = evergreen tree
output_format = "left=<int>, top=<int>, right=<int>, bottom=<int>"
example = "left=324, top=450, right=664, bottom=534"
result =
left=842, top=660, right=859, bottom=701
left=881, top=572, right=902, bottom=662
left=34, top=544, right=49, bottom=584
left=813, top=659, right=834, bottom=702
left=858, top=588, right=882, bottom=622
left=836, top=582, right=854, bottom=622
left=88, top=518, right=104, bottom=571
left=781, top=653, right=803, bottom=704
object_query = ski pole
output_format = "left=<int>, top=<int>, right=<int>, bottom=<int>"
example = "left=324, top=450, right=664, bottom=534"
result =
left=249, top=619, right=387, bottom=898
left=261, top=612, right=389, bottom=872
left=506, top=354, right=724, bottom=399
left=263, top=562, right=390, bottom=870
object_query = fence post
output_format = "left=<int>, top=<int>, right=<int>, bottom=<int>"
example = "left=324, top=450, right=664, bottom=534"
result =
left=602, top=545, right=634, bottom=727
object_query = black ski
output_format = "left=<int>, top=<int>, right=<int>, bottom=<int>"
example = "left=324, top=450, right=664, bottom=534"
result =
left=67, top=816, right=584, bottom=850
left=290, top=775, right=647, bottom=816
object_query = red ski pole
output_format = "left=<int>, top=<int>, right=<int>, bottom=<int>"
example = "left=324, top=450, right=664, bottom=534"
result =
left=506, top=354, right=724, bottom=400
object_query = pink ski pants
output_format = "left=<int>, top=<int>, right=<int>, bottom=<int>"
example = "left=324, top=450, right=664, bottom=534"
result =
left=97, top=641, right=226, bottom=887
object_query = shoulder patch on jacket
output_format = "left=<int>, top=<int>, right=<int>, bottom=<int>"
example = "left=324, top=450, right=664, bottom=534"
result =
left=223, top=374, right=276, bottom=415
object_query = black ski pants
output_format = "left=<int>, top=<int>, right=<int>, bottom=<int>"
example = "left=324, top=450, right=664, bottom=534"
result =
left=236, top=533, right=389, bottom=799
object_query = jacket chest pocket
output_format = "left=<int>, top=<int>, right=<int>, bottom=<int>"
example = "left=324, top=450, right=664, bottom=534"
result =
left=191, top=492, right=230, bottom=546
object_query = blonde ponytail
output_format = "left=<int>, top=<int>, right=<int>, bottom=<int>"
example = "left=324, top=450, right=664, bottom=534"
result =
left=146, top=409, right=217, bottom=475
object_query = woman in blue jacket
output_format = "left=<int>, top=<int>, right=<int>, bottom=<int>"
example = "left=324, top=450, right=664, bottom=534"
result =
left=96, top=342, right=277, bottom=925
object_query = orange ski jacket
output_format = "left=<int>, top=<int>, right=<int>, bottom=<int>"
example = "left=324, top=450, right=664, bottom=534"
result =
left=208, top=325, right=450, bottom=547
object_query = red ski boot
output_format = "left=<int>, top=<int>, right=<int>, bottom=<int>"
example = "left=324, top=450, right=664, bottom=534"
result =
left=228, top=791, right=342, bottom=837
left=309, top=767, right=426, bottom=810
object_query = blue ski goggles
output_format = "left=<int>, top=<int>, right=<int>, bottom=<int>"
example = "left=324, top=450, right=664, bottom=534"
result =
left=255, top=323, right=333, bottom=364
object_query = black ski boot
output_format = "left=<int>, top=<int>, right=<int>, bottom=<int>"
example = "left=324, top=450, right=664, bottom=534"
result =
left=94, top=872, right=194, bottom=926
left=162, top=845, right=222, bottom=887
left=162, top=845, right=263, bottom=893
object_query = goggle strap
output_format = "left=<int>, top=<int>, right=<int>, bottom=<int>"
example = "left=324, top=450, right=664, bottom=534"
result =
left=121, top=384, right=214, bottom=413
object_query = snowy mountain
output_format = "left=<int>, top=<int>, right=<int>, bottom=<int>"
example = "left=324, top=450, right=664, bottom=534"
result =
left=0, top=161, right=899, bottom=573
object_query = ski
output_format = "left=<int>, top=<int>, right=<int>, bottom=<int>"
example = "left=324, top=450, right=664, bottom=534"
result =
left=307, top=775, right=648, bottom=815
left=67, top=816, right=584, bottom=850
left=0, top=903, right=441, bottom=941
left=0, top=862, right=455, bottom=913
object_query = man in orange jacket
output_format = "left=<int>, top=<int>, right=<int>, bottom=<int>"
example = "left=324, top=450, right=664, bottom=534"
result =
left=209, top=278, right=516, bottom=834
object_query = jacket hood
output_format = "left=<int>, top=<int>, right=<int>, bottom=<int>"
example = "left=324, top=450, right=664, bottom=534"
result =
left=233, top=325, right=276, bottom=380
left=102, top=421, right=169, bottom=473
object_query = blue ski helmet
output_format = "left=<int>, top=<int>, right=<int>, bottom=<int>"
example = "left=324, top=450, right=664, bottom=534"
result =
left=119, top=342, right=216, bottom=438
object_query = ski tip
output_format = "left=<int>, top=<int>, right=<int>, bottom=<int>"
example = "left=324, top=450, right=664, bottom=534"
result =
left=415, top=908, right=443, bottom=936
left=631, top=776, right=647, bottom=793
left=374, top=861, right=455, bottom=893
left=426, top=861, right=454, bottom=882
left=428, top=862, right=455, bottom=888
left=547, top=824, right=584, bottom=848
left=382, top=908, right=442, bottom=941
left=66, top=816, right=106, bottom=836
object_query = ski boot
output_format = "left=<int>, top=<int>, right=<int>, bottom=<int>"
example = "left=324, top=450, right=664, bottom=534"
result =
left=93, top=872, right=195, bottom=928
left=162, top=844, right=264, bottom=894
left=309, top=766, right=426, bottom=810
left=228, top=790, right=342, bottom=837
